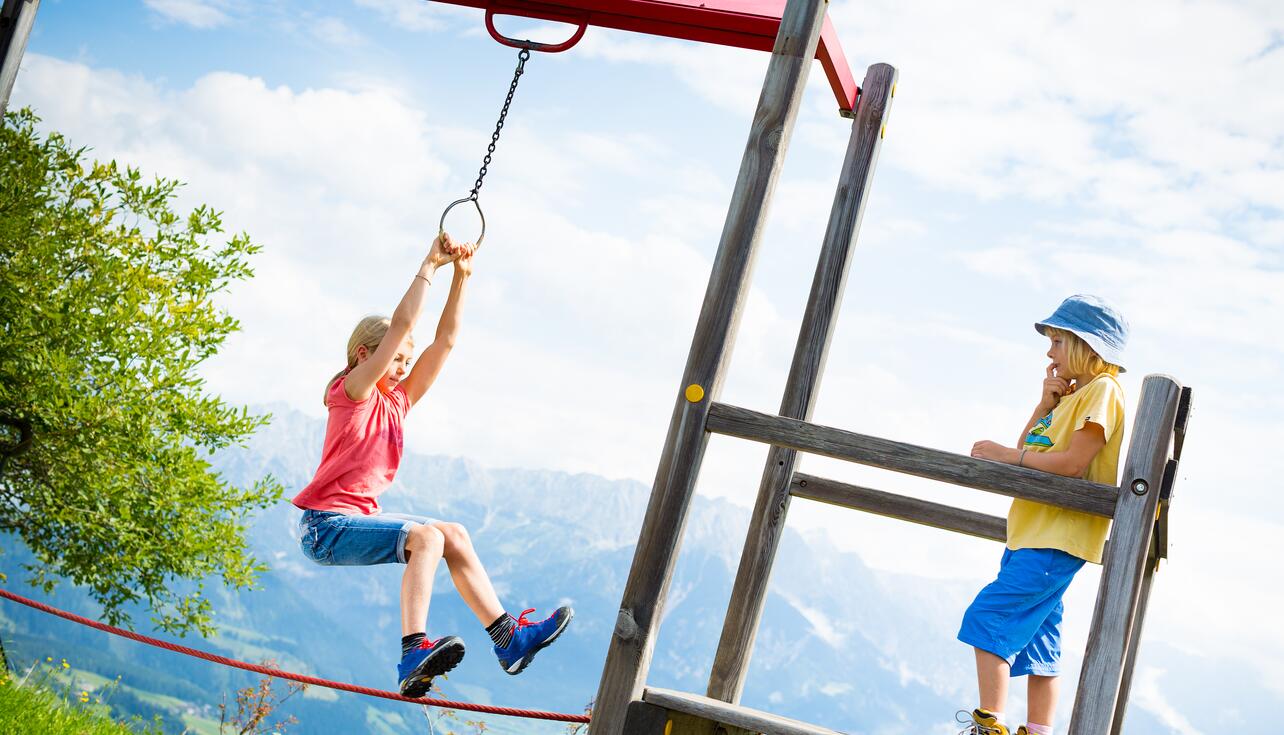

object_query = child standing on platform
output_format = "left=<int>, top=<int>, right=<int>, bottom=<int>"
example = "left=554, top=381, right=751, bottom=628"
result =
left=957, top=295, right=1130, bottom=735
left=292, top=233, right=572, bottom=698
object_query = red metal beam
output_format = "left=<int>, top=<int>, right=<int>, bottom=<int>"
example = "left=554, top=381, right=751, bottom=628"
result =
left=427, top=0, right=859, bottom=115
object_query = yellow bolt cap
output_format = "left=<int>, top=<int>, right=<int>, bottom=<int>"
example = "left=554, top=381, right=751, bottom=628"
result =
left=684, top=384, right=705, bottom=403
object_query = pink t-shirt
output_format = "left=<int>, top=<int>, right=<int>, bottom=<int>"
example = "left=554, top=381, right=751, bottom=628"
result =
left=292, top=377, right=412, bottom=515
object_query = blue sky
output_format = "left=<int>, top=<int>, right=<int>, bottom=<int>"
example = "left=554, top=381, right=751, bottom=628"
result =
left=12, top=0, right=1284, bottom=730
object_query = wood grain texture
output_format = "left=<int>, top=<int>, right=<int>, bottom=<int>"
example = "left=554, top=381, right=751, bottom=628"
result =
left=1173, top=386, right=1192, bottom=462
left=622, top=701, right=671, bottom=735
left=0, top=0, right=40, bottom=115
left=706, top=402, right=1119, bottom=517
left=1109, top=555, right=1158, bottom=735
left=1069, top=375, right=1181, bottom=735
left=706, top=62, right=898, bottom=704
left=790, top=472, right=1007, bottom=542
left=644, top=688, right=846, bottom=735
left=591, top=1, right=829, bottom=731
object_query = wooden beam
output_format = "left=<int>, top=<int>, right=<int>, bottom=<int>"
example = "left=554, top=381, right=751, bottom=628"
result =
left=0, top=0, right=40, bottom=115
left=1154, top=458, right=1177, bottom=559
left=1110, top=552, right=1159, bottom=735
left=705, top=402, right=1119, bottom=517
left=790, top=472, right=1007, bottom=542
left=705, top=61, right=898, bottom=705
left=1069, top=375, right=1182, bottom=735
left=1172, top=385, right=1192, bottom=462
left=622, top=700, right=671, bottom=735
left=590, top=1, right=828, bottom=731
left=644, top=688, right=846, bottom=735
left=1112, top=387, right=1188, bottom=730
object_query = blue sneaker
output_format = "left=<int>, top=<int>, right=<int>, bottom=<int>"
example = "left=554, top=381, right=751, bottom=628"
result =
left=494, top=607, right=573, bottom=675
left=397, top=635, right=465, bottom=698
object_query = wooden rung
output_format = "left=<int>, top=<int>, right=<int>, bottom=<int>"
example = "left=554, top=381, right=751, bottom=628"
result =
left=792, top=472, right=1007, bottom=542
left=706, top=402, right=1118, bottom=517
left=642, top=688, right=846, bottom=735
left=1173, top=386, right=1193, bottom=461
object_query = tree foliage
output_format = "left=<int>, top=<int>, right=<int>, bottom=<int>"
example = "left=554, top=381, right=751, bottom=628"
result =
left=0, top=109, right=283, bottom=635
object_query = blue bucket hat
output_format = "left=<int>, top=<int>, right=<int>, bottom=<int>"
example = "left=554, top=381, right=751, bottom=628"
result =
left=1034, top=294, right=1129, bottom=373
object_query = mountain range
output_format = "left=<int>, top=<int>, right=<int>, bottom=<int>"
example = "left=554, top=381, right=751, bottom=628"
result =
left=0, top=405, right=1263, bottom=733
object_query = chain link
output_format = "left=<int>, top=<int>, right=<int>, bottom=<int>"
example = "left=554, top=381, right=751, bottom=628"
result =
left=468, top=48, right=531, bottom=200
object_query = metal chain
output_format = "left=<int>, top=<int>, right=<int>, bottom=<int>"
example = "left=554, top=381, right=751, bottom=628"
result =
left=468, top=48, right=530, bottom=200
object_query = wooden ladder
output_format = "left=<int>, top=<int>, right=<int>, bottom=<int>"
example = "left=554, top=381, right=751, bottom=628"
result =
left=589, top=1, right=1192, bottom=733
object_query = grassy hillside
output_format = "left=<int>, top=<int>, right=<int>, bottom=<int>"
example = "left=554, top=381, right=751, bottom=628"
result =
left=0, top=664, right=165, bottom=735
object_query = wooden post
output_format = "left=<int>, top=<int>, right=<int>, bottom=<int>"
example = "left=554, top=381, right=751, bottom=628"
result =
left=1108, top=549, right=1157, bottom=735
left=1111, top=389, right=1190, bottom=734
left=1068, top=375, right=1181, bottom=735
left=705, top=62, right=898, bottom=703
left=0, top=0, right=40, bottom=115
left=589, top=1, right=828, bottom=731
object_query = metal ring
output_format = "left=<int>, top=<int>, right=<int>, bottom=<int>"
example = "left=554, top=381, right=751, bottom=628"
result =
left=438, top=196, right=486, bottom=248
left=485, top=9, right=588, bottom=53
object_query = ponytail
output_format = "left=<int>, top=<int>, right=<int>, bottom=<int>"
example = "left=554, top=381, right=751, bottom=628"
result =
left=322, top=316, right=393, bottom=405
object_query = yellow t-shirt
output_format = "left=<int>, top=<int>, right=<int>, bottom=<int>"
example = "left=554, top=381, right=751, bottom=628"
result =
left=1006, top=373, right=1126, bottom=564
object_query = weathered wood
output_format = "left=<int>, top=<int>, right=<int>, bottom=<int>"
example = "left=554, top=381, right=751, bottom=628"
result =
left=1172, top=386, right=1192, bottom=462
left=1155, top=388, right=1190, bottom=558
left=644, top=688, right=846, bottom=735
left=706, top=61, right=898, bottom=704
left=705, top=402, right=1119, bottom=517
left=590, top=1, right=829, bottom=731
left=623, top=700, right=671, bottom=735
left=1109, top=552, right=1158, bottom=735
left=1112, top=386, right=1189, bottom=731
left=1154, top=459, right=1177, bottom=559
left=0, top=0, right=40, bottom=115
left=790, top=472, right=1007, bottom=542
left=1069, top=375, right=1182, bottom=735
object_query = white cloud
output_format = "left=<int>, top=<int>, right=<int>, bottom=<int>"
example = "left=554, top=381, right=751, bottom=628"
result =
left=311, top=16, right=364, bottom=48
left=575, top=31, right=768, bottom=118
left=1134, top=667, right=1204, bottom=735
left=818, top=681, right=853, bottom=696
left=354, top=0, right=473, bottom=32
left=142, top=0, right=232, bottom=29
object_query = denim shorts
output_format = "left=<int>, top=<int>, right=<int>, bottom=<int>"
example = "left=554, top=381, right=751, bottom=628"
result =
left=298, top=509, right=439, bottom=566
left=957, top=547, right=1086, bottom=677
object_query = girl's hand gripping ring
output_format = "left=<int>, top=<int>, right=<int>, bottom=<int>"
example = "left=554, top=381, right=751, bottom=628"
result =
left=438, top=196, right=486, bottom=250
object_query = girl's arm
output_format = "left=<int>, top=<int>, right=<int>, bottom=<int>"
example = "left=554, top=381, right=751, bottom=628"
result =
left=344, top=234, right=457, bottom=402
left=401, top=251, right=473, bottom=406
left=972, top=422, right=1107, bottom=478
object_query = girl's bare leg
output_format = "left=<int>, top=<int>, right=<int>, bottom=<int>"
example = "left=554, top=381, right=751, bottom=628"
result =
left=433, top=522, right=505, bottom=625
left=975, top=648, right=1010, bottom=712
left=1027, top=674, right=1059, bottom=725
left=401, top=524, right=446, bottom=636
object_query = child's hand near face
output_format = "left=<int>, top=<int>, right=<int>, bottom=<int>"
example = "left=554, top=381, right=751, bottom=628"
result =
left=1041, top=363, right=1071, bottom=412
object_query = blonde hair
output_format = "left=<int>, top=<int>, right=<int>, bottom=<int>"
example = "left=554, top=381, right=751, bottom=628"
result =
left=322, top=315, right=392, bottom=404
left=1045, top=327, right=1121, bottom=379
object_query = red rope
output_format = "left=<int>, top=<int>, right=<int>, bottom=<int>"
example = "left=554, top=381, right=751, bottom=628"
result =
left=0, top=588, right=590, bottom=724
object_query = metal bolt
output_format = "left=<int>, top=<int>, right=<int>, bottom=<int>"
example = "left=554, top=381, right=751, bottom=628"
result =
left=615, top=609, right=638, bottom=641
left=1131, top=479, right=1149, bottom=496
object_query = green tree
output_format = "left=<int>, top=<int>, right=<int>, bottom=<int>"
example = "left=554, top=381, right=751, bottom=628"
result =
left=0, top=108, right=283, bottom=635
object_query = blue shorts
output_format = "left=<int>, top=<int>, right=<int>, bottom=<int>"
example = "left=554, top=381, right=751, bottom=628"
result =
left=298, top=509, right=440, bottom=566
left=958, top=547, right=1085, bottom=677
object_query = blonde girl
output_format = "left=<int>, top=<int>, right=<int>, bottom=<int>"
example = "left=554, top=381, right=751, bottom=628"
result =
left=957, top=295, right=1129, bottom=735
left=292, top=234, right=572, bottom=698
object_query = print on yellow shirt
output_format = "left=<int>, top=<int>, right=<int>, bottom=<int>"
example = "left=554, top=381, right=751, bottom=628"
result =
left=1006, top=374, right=1126, bottom=564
